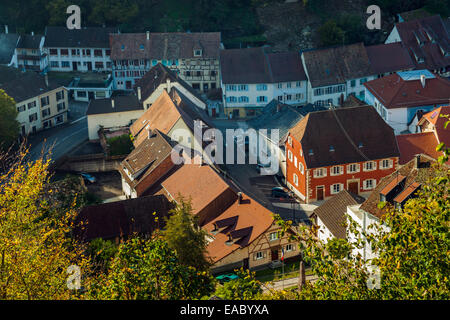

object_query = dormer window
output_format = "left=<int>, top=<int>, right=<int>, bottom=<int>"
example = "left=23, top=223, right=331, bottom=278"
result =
left=309, top=149, right=314, bottom=156
left=329, top=145, right=335, bottom=152
left=358, top=142, right=363, bottom=148
left=139, top=44, right=144, bottom=51
left=194, top=49, right=202, bottom=57
left=121, top=44, right=125, bottom=51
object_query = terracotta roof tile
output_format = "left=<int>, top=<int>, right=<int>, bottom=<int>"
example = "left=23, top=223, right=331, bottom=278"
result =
left=396, top=132, right=441, bottom=164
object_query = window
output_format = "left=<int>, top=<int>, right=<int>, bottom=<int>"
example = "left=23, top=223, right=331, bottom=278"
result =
left=269, top=232, right=279, bottom=241
left=105, top=49, right=110, bottom=56
left=55, top=115, right=64, bottom=124
left=364, top=179, right=376, bottom=190
left=238, top=96, right=249, bottom=103
left=286, top=94, right=292, bottom=101
left=71, top=49, right=80, bottom=56
left=347, top=163, right=360, bottom=173
left=350, top=79, right=356, bottom=87
left=77, top=91, right=87, bottom=98
left=194, top=49, right=202, bottom=57
left=295, top=93, right=304, bottom=100
left=285, top=244, right=293, bottom=252
left=277, top=83, right=282, bottom=89
left=299, top=162, right=304, bottom=174
left=27, top=101, right=37, bottom=109
left=17, top=105, right=26, bottom=112
left=294, top=156, right=298, bottom=168
left=314, top=88, right=324, bottom=96
left=50, top=61, right=59, bottom=68
left=196, top=71, right=201, bottom=77
left=287, top=136, right=292, bottom=146
left=29, top=113, right=38, bottom=122
left=331, top=166, right=343, bottom=176
left=94, top=49, right=103, bottom=57
left=49, top=49, right=58, bottom=55
left=380, top=159, right=392, bottom=169
left=257, top=96, right=267, bottom=103
left=256, top=84, right=267, bottom=91
left=185, top=71, right=191, bottom=77
left=255, top=251, right=264, bottom=260
left=211, top=70, right=216, bottom=76
left=288, top=150, right=293, bottom=162
left=226, top=85, right=236, bottom=91
left=238, top=84, right=248, bottom=91
left=61, top=61, right=70, bottom=68
left=278, top=95, right=283, bottom=101
left=60, top=49, right=69, bottom=56
left=331, top=183, right=343, bottom=194
left=56, top=90, right=64, bottom=101
left=360, top=78, right=367, bottom=84
left=286, top=82, right=292, bottom=88
left=293, top=173, right=298, bottom=186
left=42, top=108, right=50, bottom=118
left=314, top=168, right=327, bottom=178
left=57, top=102, right=65, bottom=111
left=296, top=81, right=302, bottom=87
left=226, top=96, right=237, bottom=103
left=95, top=62, right=104, bottom=69
left=363, top=161, right=376, bottom=171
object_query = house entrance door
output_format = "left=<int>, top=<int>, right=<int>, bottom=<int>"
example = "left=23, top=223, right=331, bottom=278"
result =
left=271, top=248, right=279, bottom=261
left=348, top=181, right=359, bottom=194
left=317, top=186, right=324, bottom=201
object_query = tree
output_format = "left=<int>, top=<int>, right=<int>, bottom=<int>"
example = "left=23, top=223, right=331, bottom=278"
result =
left=90, top=237, right=214, bottom=300
left=163, top=196, right=212, bottom=271
left=0, top=90, right=19, bottom=152
left=318, top=20, right=344, bottom=47
left=214, top=268, right=262, bottom=300
left=0, top=149, right=91, bottom=299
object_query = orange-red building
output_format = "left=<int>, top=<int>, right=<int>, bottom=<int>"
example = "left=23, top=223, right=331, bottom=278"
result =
left=285, top=106, right=400, bottom=203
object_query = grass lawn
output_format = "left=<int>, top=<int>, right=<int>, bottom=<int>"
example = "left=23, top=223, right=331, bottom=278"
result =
left=254, top=261, right=314, bottom=282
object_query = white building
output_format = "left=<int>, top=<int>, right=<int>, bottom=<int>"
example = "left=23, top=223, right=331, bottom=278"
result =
left=220, top=48, right=308, bottom=118
left=14, top=33, right=48, bottom=72
left=44, top=26, right=116, bottom=72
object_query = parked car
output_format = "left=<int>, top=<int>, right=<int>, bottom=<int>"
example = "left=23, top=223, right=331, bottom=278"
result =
left=215, top=273, right=239, bottom=284
left=80, top=172, right=96, bottom=184
left=271, top=187, right=290, bottom=199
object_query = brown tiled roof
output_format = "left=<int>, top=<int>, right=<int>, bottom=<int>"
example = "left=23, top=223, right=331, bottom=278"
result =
left=418, top=106, right=450, bottom=146
left=289, top=106, right=400, bottom=168
left=219, top=47, right=307, bottom=84
left=396, top=132, right=441, bottom=164
left=380, top=174, right=406, bottom=196
left=86, top=95, right=142, bottom=115
left=119, top=129, right=176, bottom=189
left=393, top=182, right=421, bottom=203
left=159, top=163, right=231, bottom=216
left=74, top=195, right=173, bottom=241
left=394, top=15, right=450, bottom=71
left=313, top=190, right=365, bottom=239
left=360, top=154, right=439, bottom=219
left=302, top=42, right=372, bottom=88
left=398, top=8, right=433, bottom=22
left=366, top=42, right=415, bottom=75
left=203, top=193, right=274, bottom=263
left=110, top=32, right=221, bottom=60
left=363, top=72, right=450, bottom=109
left=134, top=63, right=205, bottom=103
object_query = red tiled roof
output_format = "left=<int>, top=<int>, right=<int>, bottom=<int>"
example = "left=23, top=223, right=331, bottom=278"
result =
left=204, top=193, right=274, bottom=263
left=418, top=106, right=450, bottom=145
left=396, top=132, right=441, bottom=164
left=380, top=174, right=406, bottom=195
left=364, top=72, right=450, bottom=109
left=394, top=182, right=421, bottom=203
left=365, top=42, right=415, bottom=75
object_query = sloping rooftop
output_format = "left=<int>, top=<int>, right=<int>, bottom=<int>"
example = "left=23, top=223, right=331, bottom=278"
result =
left=44, top=26, right=116, bottom=48
left=204, top=192, right=274, bottom=263
left=363, top=71, right=450, bottom=109
left=418, top=106, right=450, bottom=146
left=302, top=42, right=372, bottom=88
left=220, top=47, right=307, bottom=84
left=396, top=132, right=441, bottom=164
left=366, top=42, right=415, bottom=75
left=74, top=194, right=173, bottom=241
left=313, top=189, right=365, bottom=239
left=0, top=33, right=19, bottom=64
left=110, top=32, right=221, bottom=60
left=17, top=34, right=42, bottom=49
left=360, top=154, right=439, bottom=219
left=86, top=95, right=142, bottom=115
left=394, top=15, right=450, bottom=71
left=289, top=106, right=399, bottom=168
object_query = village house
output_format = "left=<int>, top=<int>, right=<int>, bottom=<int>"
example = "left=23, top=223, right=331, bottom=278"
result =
left=220, top=47, right=308, bottom=118
left=86, top=94, right=143, bottom=140
left=363, top=69, right=450, bottom=134
left=396, top=106, right=450, bottom=164
left=385, top=15, right=450, bottom=77
left=134, top=63, right=206, bottom=112
left=346, top=154, right=440, bottom=261
left=285, top=105, right=400, bottom=203
left=0, top=66, right=68, bottom=135
left=14, top=33, right=47, bottom=72
left=310, top=189, right=365, bottom=243
left=44, top=26, right=116, bottom=72
left=109, top=32, right=221, bottom=92
left=0, top=26, right=19, bottom=67
left=301, top=42, right=414, bottom=107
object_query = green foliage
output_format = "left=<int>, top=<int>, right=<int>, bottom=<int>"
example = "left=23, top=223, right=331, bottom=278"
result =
left=89, top=237, right=214, bottom=300
left=163, top=196, right=212, bottom=271
left=107, top=134, right=133, bottom=156
left=326, top=238, right=351, bottom=260
left=86, top=238, right=118, bottom=271
left=215, top=268, right=262, bottom=300
left=0, top=90, right=19, bottom=152
left=318, top=20, right=345, bottom=47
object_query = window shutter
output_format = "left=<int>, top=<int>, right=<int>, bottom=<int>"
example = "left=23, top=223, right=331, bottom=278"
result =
left=263, top=251, right=267, bottom=258
left=253, top=253, right=257, bottom=261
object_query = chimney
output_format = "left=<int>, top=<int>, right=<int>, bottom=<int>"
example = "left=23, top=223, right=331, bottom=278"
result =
left=137, top=87, right=141, bottom=101
left=166, top=78, right=171, bottom=92
left=420, top=74, right=426, bottom=88
left=44, top=73, right=48, bottom=87
left=146, top=31, right=150, bottom=40
left=415, top=154, right=421, bottom=169
left=111, top=99, right=115, bottom=108
left=237, top=192, right=243, bottom=204
left=4, top=25, right=8, bottom=34
left=31, top=31, right=34, bottom=36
